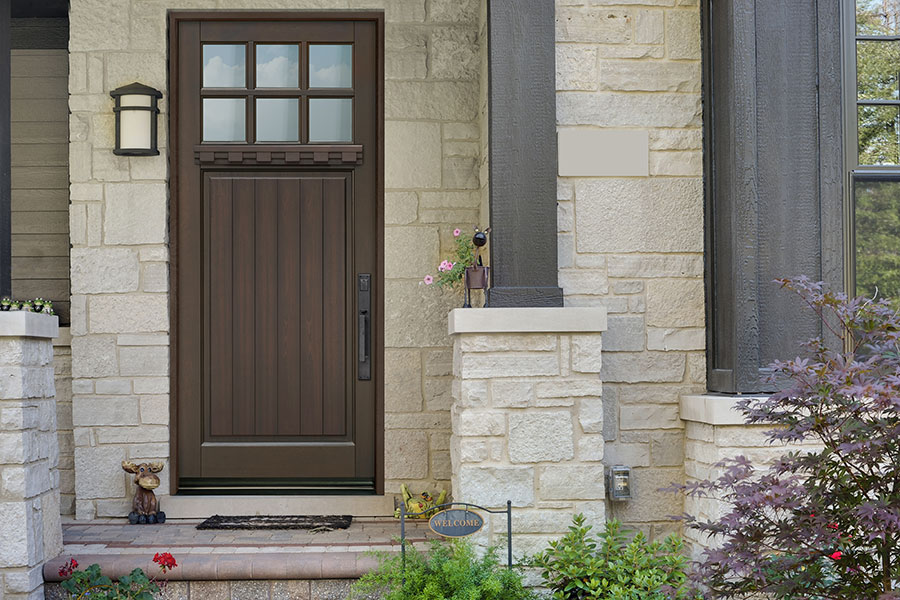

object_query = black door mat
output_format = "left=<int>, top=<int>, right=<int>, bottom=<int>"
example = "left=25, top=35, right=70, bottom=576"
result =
left=196, top=515, right=353, bottom=530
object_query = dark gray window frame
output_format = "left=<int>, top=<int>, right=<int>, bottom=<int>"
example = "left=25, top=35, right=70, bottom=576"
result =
left=841, top=0, right=900, bottom=300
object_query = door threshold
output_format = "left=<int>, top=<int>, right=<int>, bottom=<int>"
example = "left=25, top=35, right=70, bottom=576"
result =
left=160, top=494, right=394, bottom=519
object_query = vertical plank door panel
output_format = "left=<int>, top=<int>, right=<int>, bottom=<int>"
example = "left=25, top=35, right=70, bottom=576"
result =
left=277, top=178, right=302, bottom=436
left=254, top=177, right=279, bottom=435
left=209, top=177, right=234, bottom=437
left=323, top=177, right=346, bottom=436
left=299, top=177, right=324, bottom=436
left=232, top=177, right=256, bottom=436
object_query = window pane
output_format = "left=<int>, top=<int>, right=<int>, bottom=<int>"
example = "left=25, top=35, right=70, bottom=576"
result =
left=858, top=0, right=900, bottom=35
left=859, top=104, right=900, bottom=165
left=309, top=99, right=352, bottom=142
left=309, top=45, right=353, bottom=88
left=256, top=98, right=299, bottom=143
left=256, top=44, right=299, bottom=88
left=203, top=45, right=246, bottom=88
left=855, top=178, right=900, bottom=301
left=858, top=40, right=900, bottom=100
left=203, top=98, right=246, bottom=142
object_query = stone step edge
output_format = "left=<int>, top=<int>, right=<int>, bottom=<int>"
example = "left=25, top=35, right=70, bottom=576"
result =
left=43, top=552, right=385, bottom=582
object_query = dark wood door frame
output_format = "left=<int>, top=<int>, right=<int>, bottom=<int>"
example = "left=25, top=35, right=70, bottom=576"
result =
left=167, top=10, right=385, bottom=495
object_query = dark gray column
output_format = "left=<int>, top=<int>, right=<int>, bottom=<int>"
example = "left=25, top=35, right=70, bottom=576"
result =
left=486, top=0, right=563, bottom=308
left=0, top=0, right=11, bottom=299
left=703, top=0, right=843, bottom=393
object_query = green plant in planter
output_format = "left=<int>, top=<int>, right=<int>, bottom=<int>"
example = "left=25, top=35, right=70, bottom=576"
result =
left=351, top=539, right=535, bottom=600
left=531, top=515, right=700, bottom=600
left=57, top=553, right=177, bottom=599
left=423, top=227, right=476, bottom=289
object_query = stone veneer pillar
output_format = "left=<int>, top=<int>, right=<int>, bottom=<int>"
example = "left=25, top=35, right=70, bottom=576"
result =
left=449, top=307, right=607, bottom=557
left=680, top=394, right=819, bottom=560
left=0, top=312, right=63, bottom=600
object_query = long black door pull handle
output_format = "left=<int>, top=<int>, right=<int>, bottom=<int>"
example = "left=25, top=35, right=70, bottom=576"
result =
left=358, top=274, right=371, bottom=380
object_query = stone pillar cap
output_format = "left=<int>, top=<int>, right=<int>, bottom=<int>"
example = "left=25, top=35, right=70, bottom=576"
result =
left=0, top=312, right=60, bottom=339
left=449, top=307, right=607, bottom=335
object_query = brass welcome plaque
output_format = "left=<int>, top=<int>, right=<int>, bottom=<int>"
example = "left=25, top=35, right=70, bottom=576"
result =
left=428, top=508, right=485, bottom=538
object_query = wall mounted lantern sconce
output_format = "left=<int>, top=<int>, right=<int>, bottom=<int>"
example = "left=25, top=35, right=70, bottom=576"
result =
left=110, top=82, right=162, bottom=156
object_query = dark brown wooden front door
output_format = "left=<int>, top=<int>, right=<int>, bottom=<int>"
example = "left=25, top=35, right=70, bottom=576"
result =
left=170, top=12, right=383, bottom=493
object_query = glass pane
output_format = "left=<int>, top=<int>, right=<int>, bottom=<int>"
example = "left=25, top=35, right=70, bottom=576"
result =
left=309, top=45, right=353, bottom=88
left=858, top=0, right=900, bottom=35
left=203, top=98, right=246, bottom=142
left=256, top=98, right=299, bottom=143
left=858, top=40, right=900, bottom=100
left=309, top=99, right=352, bottom=142
left=859, top=104, right=900, bottom=165
left=256, top=44, right=299, bottom=88
left=855, top=178, right=900, bottom=302
left=203, top=45, right=246, bottom=88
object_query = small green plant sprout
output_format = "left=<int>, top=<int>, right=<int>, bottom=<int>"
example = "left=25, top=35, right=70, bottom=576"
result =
left=532, top=515, right=700, bottom=600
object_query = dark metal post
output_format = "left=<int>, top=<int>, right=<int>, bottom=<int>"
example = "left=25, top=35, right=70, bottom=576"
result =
left=0, top=0, right=11, bottom=298
left=506, top=500, right=512, bottom=569
left=400, top=504, right=406, bottom=589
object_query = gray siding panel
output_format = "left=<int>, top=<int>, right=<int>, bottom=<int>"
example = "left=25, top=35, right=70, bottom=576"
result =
left=10, top=48, right=70, bottom=323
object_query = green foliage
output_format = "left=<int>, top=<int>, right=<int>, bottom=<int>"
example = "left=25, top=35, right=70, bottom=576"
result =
left=351, top=539, right=535, bottom=600
left=433, top=233, right=476, bottom=289
left=532, top=515, right=699, bottom=600
left=60, top=564, right=159, bottom=600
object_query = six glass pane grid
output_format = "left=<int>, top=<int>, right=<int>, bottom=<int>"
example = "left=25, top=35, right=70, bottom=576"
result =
left=855, top=1, right=900, bottom=301
left=201, top=42, right=353, bottom=144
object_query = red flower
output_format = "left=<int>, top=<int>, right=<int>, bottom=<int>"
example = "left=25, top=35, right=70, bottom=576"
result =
left=830, top=551, right=842, bottom=560
left=153, top=552, right=177, bottom=573
left=57, top=558, right=78, bottom=578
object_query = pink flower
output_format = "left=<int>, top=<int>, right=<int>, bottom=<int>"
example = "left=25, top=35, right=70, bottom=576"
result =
left=829, top=551, right=842, bottom=560
left=424, top=275, right=434, bottom=285
left=453, top=228, right=461, bottom=237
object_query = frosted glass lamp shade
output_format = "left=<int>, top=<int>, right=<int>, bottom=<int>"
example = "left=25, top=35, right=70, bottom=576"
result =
left=110, top=82, right=162, bottom=156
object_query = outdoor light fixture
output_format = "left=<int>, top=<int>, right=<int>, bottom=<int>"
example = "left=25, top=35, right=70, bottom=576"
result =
left=607, top=465, right=632, bottom=501
left=110, top=82, right=162, bottom=156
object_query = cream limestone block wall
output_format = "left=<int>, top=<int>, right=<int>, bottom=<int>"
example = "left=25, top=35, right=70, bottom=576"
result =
left=449, top=307, right=607, bottom=557
left=555, top=0, right=704, bottom=537
left=0, top=312, right=63, bottom=600
left=68, top=0, right=485, bottom=520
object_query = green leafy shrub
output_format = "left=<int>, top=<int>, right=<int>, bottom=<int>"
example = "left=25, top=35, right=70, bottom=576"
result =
left=58, top=553, right=177, bottom=599
left=532, top=515, right=699, bottom=600
left=351, top=538, right=535, bottom=600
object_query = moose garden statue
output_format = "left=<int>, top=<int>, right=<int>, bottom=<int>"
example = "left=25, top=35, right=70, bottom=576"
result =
left=122, top=461, right=167, bottom=524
